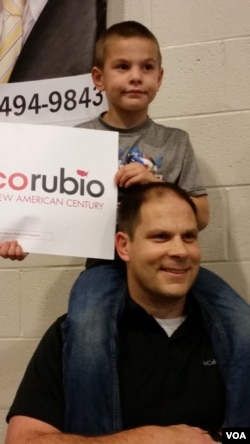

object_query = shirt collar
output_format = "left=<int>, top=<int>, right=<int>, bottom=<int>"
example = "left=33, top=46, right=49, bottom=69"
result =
left=26, top=0, right=48, bottom=21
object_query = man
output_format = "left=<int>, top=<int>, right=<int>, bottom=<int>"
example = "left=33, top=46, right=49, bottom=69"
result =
left=5, top=183, right=250, bottom=443
left=0, top=0, right=106, bottom=82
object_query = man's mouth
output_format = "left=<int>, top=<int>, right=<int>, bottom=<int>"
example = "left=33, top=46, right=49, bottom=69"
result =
left=160, top=267, right=188, bottom=275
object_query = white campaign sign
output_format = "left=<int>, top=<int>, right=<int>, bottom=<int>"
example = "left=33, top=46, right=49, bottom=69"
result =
left=0, top=74, right=108, bottom=126
left=0, top=123, right=118, bottom=259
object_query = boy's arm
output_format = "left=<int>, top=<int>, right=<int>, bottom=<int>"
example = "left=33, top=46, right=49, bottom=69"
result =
left=190, top=195, right=209, bottom=231
left=114, top=163, right=162, bottom=188
left=0, top=241, right=28, bottom=261
left=5, top=416, right=216, bottom=444
left=114, top=164, right=209, bottom=231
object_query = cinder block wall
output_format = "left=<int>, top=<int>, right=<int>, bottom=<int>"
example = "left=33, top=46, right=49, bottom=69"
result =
left=1, top=0, right=250, bottom=440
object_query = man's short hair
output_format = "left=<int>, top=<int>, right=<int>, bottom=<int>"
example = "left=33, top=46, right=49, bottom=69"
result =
left=94, top=20, right=162, bottom=68
left=118, top=182, right=198, bottom=239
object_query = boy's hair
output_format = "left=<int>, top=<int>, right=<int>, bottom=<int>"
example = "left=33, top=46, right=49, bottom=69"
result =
left=95, top=20, right=162, bottom=68
left=118, top=182, right=198, bottom=240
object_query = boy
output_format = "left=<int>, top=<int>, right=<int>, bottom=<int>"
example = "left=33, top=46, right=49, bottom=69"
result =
left=0, top=20, right=208, bottom=260
left=82, top=22, right=208, bottom=222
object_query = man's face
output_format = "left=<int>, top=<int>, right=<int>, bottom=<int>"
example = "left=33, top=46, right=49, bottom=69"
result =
left=116, top=193, right=201, bottom=317
left=93, top=36, right=163, bottom=116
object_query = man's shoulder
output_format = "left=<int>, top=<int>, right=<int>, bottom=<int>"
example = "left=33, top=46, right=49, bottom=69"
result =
left=36, top=314, right=66, bottom=353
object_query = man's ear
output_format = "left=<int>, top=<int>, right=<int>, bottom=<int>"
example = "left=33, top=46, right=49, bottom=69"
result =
left=115, top=232, right=130, bottom=263
left=91, top=66, right=105, bottom=91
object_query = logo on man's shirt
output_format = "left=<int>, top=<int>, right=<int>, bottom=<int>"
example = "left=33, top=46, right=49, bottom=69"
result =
left=203, top=359, right=217, bottom=366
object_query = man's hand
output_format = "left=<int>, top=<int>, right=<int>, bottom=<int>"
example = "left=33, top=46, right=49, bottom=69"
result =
left=0, top=241, right=28, bottom=261
left=115, top=163, right=161, bottom=188
left=5, top=417, right=220, bottom=444
left=152, top=424, right=220, bottom=443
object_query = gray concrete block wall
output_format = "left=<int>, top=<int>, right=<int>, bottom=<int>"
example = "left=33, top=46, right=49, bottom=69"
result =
left=1, top=0, right=250, bottom=439
left=0, top=258, right=83, bottom=441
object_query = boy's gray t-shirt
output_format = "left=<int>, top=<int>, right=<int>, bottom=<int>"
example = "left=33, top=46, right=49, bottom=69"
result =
left=77, top=116, right=206, bottom=196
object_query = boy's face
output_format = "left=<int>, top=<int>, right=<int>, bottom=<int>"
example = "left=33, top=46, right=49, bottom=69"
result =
left=92, top=36, right=163, bottom=119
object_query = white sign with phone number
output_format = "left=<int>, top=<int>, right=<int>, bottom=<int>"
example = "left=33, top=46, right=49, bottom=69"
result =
left=0, top=122, right=118, bottom=259
left=0, top=73, right=108, bottom=127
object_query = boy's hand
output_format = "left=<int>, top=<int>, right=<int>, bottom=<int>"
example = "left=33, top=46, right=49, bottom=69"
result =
left=115, top=163, right=161, bottom=188
left=0, top=241, right=28, bottom=261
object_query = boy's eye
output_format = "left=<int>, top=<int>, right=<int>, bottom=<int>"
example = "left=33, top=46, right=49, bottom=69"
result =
left=143, top=63, right=154, bottom=71
left=116, top=63, right=129, bottom=70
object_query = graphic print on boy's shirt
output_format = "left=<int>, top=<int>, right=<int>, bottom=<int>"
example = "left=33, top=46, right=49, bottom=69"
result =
left=119, top=145, right=163, bottom=180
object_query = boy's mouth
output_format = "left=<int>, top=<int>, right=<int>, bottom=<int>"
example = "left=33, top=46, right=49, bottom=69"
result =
left=126, top=89, right=144, bottom=95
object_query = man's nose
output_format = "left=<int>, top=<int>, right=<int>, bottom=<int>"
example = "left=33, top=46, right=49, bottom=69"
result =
left=168, top=237, right=188, bottom=258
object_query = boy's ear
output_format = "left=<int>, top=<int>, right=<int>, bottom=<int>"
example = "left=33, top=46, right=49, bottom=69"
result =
left=157, top=67, right=164, bottom=90
left=115, top=232, right=130, bottom=263
left=92, top=66, right=105, bottom=91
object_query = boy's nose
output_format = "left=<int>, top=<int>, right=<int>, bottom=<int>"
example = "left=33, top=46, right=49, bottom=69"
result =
left=129, top=67, right=142, bottom=83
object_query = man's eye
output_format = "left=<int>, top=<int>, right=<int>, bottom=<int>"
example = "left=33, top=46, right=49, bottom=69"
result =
left=153, top=233, right=169, bottom=241
left=183, top=233, right=198, bottom=243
